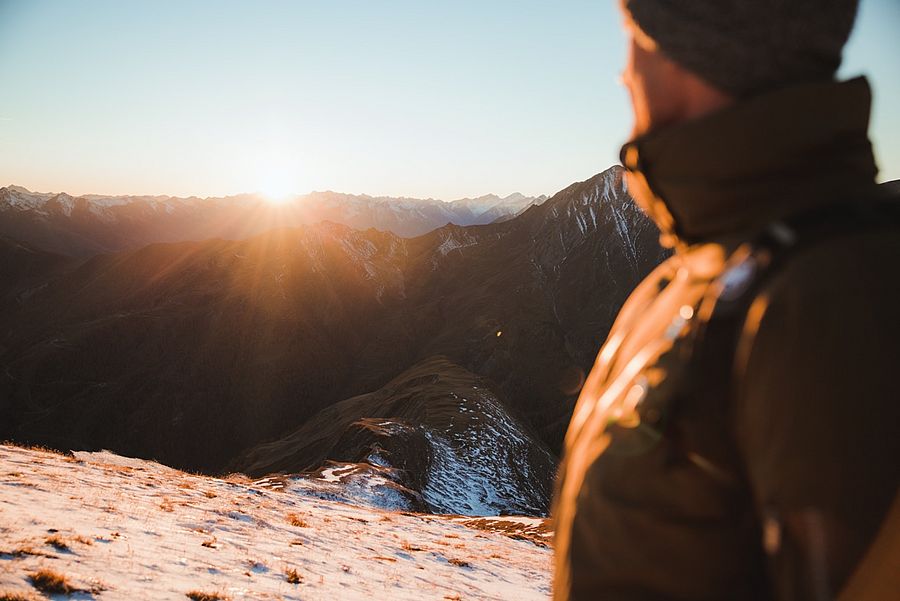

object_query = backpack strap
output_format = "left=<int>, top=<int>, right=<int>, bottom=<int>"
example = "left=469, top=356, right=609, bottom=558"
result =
left=681, top=196, right=900, bottom=487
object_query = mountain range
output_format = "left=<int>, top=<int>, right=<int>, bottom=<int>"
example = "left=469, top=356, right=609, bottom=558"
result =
left=0, top=166, right=667, bottom=516
left=0, top=185, right=546, bottom=257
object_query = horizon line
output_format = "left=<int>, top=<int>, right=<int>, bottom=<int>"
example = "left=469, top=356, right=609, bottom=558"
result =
left=1, top=182, right=560, bottom=205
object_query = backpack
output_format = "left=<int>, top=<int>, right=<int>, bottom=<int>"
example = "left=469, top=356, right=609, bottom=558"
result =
left=688, top=191, right=900, bottom=600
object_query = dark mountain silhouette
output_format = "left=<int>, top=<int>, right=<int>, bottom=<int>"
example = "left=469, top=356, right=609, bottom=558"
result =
left=0, top=166, right=666, bottom=512
left=0, top=186, right=545, bottom=257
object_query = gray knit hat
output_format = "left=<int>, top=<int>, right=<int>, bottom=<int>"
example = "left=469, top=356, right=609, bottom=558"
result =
left=621, top=0, right=860, bottom=97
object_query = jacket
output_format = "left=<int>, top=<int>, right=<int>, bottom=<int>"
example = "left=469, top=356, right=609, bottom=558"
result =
left=552, top=76, right=900, bottom=601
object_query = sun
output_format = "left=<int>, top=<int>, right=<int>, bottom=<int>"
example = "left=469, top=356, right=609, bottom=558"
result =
left=256, top=170, right=298, bottom=205
left=259, top=181, right=295, bottom=205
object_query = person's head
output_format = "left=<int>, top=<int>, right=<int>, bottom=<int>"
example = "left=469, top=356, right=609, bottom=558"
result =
left=618, top=0, right=861, bottom=138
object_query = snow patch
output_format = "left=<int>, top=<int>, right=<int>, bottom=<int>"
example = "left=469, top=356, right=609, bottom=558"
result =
left=0, top=444, right=551, bottom=600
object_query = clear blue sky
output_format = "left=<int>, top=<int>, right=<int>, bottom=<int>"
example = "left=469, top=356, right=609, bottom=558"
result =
left=0, top=0, right=897, bottom=200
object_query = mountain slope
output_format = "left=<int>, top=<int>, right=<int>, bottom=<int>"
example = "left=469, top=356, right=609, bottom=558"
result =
left=0, top=224, right=407, bottom=472
left=390, top=166, right=666, bottom=446
left=233, top=357, right=556, bottom=516
left=0, top=236, right=71, bottom=307
left=0, top=444, right=551, bottom=600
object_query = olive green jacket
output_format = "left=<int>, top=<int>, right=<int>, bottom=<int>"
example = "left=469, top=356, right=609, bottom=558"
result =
left=553, top=77, right=900, bottom=601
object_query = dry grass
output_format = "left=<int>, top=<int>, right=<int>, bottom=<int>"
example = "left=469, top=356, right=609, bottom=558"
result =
left=286, top=513, right=308, bottom=528
left=448, top=558, right=471, bottom=568
left=284, top=567, right=303, bottom=584
left=457, top=516, right=552, bottom=547
left=12, top=546, right=55, bottom=559
left=201, top=537, right=217, bottom=549
left=0, top=592, right=38, bottom=601
left=223, top=473, right=251, bottom=484
left=103, top=465, right=133, bottom=476
left=204, top=490, right=218, bottom=499
left=401, top=540, right=423, bottom=552
left=27, top=569, right=74, bottom=595
left=186, top=592, right=230, bottom=601
left=2, top=442, right=67, bottom=456
left=2, top=546, right=35, bottom=559
left=44, top=535, right=70, bottom=552
left=246, top=559, right=266, bottom=572
left=73, top=535, right=93, bottom=546
left=159, top=498, right=175, bottom=512
left=370, top=555, right=398, bottom=562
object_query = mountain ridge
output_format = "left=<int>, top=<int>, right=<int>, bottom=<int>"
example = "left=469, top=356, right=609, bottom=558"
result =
left=232, top=356, right=556, bottom=516
left=0, top=185, right=547, bottom=256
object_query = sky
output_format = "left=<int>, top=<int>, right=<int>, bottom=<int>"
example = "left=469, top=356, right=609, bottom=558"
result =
left=0, top=0, right=897, bottom=200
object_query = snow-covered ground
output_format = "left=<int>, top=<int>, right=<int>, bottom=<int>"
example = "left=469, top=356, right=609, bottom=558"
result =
left=0, top=444, right=551, bottom=600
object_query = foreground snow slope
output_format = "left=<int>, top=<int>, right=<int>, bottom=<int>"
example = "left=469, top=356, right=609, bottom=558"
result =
left=0, top=445, right=551, bottom=600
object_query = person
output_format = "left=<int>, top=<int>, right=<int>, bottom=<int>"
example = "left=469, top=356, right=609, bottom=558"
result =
left=552, top=1, right=900, bottom=600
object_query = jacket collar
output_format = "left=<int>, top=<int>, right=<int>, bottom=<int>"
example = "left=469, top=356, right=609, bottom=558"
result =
left=620, top=77, right=880, bottom=247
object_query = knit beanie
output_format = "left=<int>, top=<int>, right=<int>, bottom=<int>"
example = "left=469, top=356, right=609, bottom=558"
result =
left=621, top=0, right=860, bottom=97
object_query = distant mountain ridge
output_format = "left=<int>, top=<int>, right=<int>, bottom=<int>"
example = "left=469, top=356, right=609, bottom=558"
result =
left=0, top=185, right=547, bottom=256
